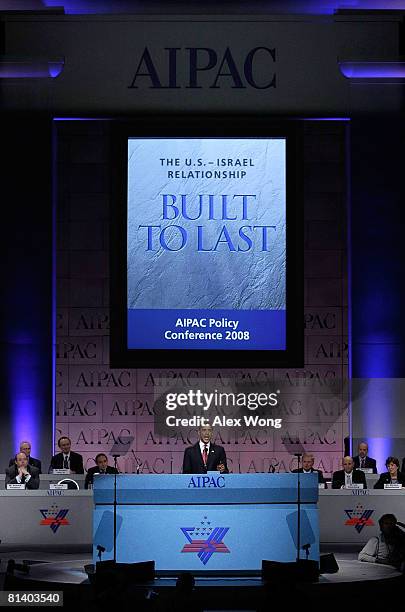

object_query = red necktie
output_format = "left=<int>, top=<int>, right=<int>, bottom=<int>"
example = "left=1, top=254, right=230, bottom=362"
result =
left=203, top=446, right=208, bottom=466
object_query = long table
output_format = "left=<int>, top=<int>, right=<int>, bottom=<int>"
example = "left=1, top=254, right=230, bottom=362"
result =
left=93, top=473, right=320, bottom=571
left=0, top=473, right=87, bottom=490
left=319, top=489, right=405, bottom=545
left=0, top=490, right=92, bottom=549
left=324, top=473, right=380, bottom=490
left=0, top=473, right=381, bottom=492
left=0, top=482, right=403, bottom=553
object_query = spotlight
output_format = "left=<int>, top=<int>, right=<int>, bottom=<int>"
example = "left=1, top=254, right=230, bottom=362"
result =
left=96, top=560, right=155, bottom=584
left=320, top=553, right=339, bottom=574
left=176, top=572, right=195, bottom=592
left=7, top=559, right=29, bottom=575
left=84, top=564, right=96, bottom=585
left=262, top=559, right=318, bottom=583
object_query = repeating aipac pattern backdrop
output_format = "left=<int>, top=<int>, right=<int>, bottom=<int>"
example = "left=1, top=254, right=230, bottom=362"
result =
left=56, top=121, right=348, bottom=477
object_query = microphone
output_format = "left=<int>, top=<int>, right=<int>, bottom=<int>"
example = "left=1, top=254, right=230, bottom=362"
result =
left=135, top=458, right=142, bottom=474
left=269, top=461, right=279, bottom=474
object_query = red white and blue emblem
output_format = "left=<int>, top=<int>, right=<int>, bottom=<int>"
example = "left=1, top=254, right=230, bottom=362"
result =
left=181, top=516, right=230, bottom=565
left=344, top=504, right=374, bottom=533
left=39, top=504, right=70, bottom=533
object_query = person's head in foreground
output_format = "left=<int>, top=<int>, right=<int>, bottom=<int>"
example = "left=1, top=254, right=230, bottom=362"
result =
left=379, top=514, right=398, bottom=540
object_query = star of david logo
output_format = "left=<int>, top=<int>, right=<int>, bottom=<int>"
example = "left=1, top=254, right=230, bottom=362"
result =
left=344, top=503, right=374, bottom=533
left=180, top=516, right=230, bottom=565
left=39, top=505, right=70, bottom=533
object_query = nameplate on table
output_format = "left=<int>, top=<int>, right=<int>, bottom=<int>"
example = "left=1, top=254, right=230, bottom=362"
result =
left=345, top=483, right=364, bottom=489
left=7, top=484, right=25, bottom=490
left=384, top=483, right=402, bottom=489
left=359, top=468, right=373, bottom=474
left=52, top=469, right=70, bottom=474
left=49, top=483, right=68, bottom=490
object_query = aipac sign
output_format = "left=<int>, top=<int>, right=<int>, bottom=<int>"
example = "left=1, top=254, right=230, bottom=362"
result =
left=129, top=46, right=276, bottom=90
left=188, top=476, right=226, bottom=488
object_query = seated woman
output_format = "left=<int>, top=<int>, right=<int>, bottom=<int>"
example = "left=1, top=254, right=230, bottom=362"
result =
left=374, top=456, right=405, bottom=489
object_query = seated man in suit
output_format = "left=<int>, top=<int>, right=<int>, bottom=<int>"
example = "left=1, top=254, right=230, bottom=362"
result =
left=5, top=452, right=40, bottom=489
left=9, top=440, right=42, bottom=474
left=292, top=453, right=325, bottom=484
left=85, top=453, right=119, bottom=489
left=183, top=425, right=228, bottom=474
left=353, top=441, right=377, bottom=474
left=332, top=456, right=367, bottom=489
left=359, top=513, right=405, bottom=569
left=49, top=436, right=84, bottom=474
left=374, top=456, right=405, bottom=489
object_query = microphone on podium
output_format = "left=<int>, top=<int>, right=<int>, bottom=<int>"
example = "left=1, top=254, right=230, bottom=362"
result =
left=269, top=461, right=279, bottom=474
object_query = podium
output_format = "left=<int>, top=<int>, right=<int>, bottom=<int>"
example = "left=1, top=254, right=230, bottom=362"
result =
left=93, top=473, right=319, bottom=572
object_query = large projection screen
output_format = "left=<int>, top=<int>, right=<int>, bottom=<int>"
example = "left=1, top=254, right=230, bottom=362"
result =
left=110, top=119, right=302, bottom=367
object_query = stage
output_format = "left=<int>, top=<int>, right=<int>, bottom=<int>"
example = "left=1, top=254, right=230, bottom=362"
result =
left=1, top=549, right=402, bottom=609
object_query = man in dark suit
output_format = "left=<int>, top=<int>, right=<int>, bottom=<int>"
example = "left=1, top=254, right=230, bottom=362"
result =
left=85, top=453, right=119, bottom=489
left=292, top=453, right=325, bottom=484
left=9, top=440, right=41, bottom=474
left=183, top=426, right=228, bottom=474
left=353, top=442, right=377, bottom=474
left=5, top=452, right=40, bottom=489
left=49, top=436, right=84, bottom=474
left=332, top=456, right=367, bottom=489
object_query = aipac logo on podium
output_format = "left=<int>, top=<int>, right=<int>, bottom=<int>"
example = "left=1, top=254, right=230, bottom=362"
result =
left=39, top=504, right=70, bottom=533
left=344, top=504, right=374, bottom=533
left=181, top=516, right=230, bottom=565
